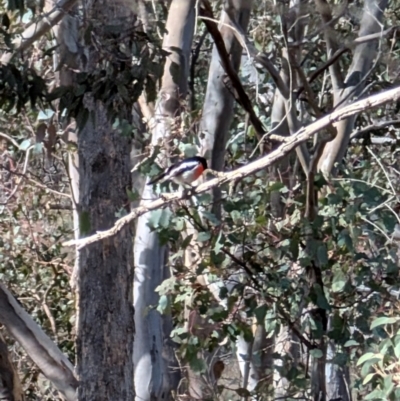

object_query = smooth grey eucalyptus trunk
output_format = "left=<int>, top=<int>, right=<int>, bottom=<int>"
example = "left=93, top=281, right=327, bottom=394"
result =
left=200, top=0, right=252, bottom=218
left=133, top=1, right=196, bottom=400
left=317, top=0, right=389, bottom=176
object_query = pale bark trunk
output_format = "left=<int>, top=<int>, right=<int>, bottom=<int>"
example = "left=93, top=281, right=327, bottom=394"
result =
left=200, top=0, right=252, bottom=217
left=133, top=1, right=196, bottom=400
left=317, top=0, right=388, bottom=175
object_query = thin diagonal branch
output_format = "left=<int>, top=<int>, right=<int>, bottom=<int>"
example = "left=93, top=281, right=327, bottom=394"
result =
left=62, top=85, right=400, bottom=250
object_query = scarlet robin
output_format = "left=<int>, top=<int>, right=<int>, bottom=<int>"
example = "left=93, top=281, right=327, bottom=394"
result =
left=147, top=156, right=208, bottom=187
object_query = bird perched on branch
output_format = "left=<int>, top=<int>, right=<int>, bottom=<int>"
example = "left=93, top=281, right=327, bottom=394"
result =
left=147, top=156, right=208, bottom=187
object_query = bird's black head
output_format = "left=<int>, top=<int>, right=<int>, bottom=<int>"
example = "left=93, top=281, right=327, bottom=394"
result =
left=192, top=156, right=207, bottom=170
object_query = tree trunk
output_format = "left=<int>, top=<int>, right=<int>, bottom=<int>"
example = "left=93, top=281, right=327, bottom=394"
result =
left=200, top=0, right=252, bottom=218
left=75, top=2, right=135, bottom=400
left=317, top=0, right=388, bottom=176
left=134, top=1, right=196, bottom=400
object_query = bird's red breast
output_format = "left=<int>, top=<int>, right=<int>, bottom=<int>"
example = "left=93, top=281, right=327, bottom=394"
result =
left=192, top=163, right=205, bottom=180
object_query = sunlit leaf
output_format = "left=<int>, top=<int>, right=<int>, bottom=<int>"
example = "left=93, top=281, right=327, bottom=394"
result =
left=332, top=269, right=347, bottom=293
left=371, top=317, right=400, bottom=330
left=197, top=231, right=211, bottom=242
left=357, top=352, right=383, bottom=366
left=362, top=373, right=375, bottom=385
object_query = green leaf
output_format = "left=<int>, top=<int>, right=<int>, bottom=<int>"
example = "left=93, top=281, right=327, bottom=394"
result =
left=148, top=209, right=162, bottom=229
left=190, top=357, right=207, bottom=373
left=317, top=245, right=328, bottom=266
left=197, top=231, right=211, bottom=242
left=394, top=342, right=400, bottom=359
left=126, top=188, right=139, bottom=202
left=384, top=374, right=394, bottom=396
left=19, top=138, right=31, bottom=150
left=362, top=372, right=375, bottom=385
left=371, top=317, right=400, bottom=330
left=38, top=109, right=54, bottom=120
left=310, top=349, right=323, bottom=359
left=181, top=234, right=193, bottom=249
left=344, top=340, right=359, bottom=347
left=357, top=352, right=382, bottom=366
left=332, top=269, right=346, bottom=293
left=364, top=388, right=387, bottom=400
left=157, top=295, right=170, bottom=314
left=32, top=142, right=43, bottom=155
left=159, top=208, right=172, bottom=228
left=201, top=211, right=220, bottom=225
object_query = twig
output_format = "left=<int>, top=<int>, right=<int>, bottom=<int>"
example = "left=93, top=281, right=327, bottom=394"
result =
left=0, top=132, right=20, bottom=148
left=350, top=119, right=400, bottom=139
left=366, top=146, right=397, bottom=199
left=1, top=164, right=71, bottom=198
left=1, top=145, right=34, bottom=205
left=62, top=84, right=400, bottom=249
left=354, top=26, right=400, bottom=45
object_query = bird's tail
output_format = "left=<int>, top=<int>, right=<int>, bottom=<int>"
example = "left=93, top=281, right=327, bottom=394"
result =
left=147, top=171, right=167, bottom=185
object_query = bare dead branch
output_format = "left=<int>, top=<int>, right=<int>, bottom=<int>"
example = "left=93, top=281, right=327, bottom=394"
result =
left=62, top=85, right=400, bottom=250
left=297, top=47, right=351, bottom=99
left=1, top=0, right=78, bottom=65
left=0, top=132, right=20, bottom=148
left=354, top=25, right=400, bottom=45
